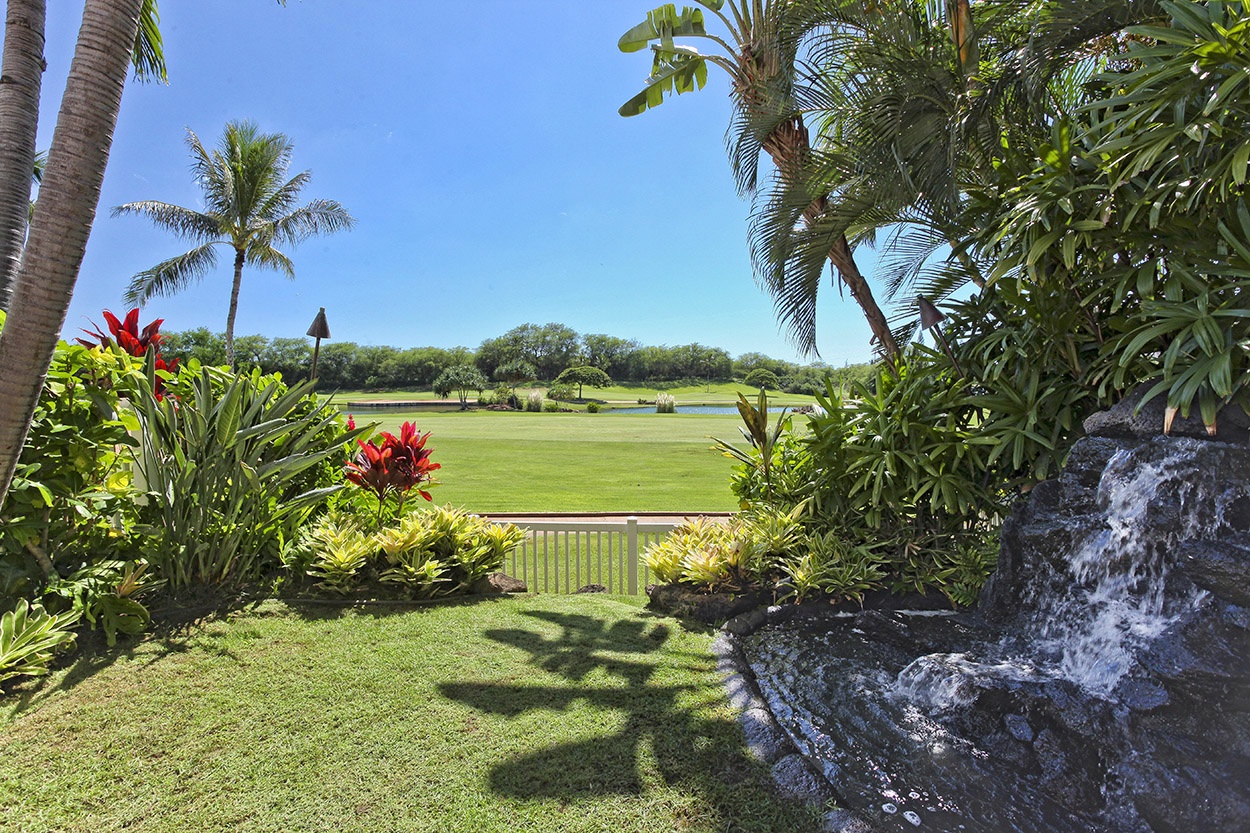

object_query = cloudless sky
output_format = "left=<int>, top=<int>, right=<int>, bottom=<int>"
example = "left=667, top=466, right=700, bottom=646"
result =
left=37, top=0, right=887, bottom=365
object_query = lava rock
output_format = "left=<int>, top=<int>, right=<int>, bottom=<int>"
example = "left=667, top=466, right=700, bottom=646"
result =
left=470, top=573, right=527, bottom=594
left=1083, top=385, right=1250, bottom=443
left=1177, top=535, right=1250, bottom=607
left=645, top=583, right=769, bottom=623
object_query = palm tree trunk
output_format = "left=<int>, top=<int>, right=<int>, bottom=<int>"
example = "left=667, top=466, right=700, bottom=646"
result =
left=0, top=0, right=143, bottom=509
left=825, top=235, right=900, bottom=359
left=764, top=115, right=901, bottom=360
left=0, top=0, right=46, bottom=311
left=225, top=247, right=245, bottom=368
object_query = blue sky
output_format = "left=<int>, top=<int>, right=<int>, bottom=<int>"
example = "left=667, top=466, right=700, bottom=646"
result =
left=39, top=0, right=885, bottom=365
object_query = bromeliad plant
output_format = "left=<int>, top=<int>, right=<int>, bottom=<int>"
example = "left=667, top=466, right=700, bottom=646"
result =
left=345, top=422, right=441, bottom=520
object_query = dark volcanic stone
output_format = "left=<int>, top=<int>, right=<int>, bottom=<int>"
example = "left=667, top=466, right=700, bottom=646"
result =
left=1084, top=385, right=1250, bottom=443
left=646, top=583, right=770, bottom=623
left=1177, top=535, right=1250, bottom=607
left=737, top=424, right=1250, bottom=833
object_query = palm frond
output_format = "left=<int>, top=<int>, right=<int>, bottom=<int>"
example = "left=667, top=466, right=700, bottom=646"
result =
left=111, top=201, right=221, bottom=242
left=245, top=244, right=295, bottom=279
left=123, top=242, right=220, bottom=305
left=271, top=200, right=356, bottom=247
left=131, top=0, right=167, bottom=83
left=257, top=170, right=313, bottom=220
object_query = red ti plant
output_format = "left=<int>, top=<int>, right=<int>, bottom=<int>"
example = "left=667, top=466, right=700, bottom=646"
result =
left=77, top=308, right=166, bottom=356
left=76, top=308, right=180, bottom=399
left=345, top=422, right=441, bottom=517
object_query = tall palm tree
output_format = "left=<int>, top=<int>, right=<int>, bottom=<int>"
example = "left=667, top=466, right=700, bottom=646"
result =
left=619, top=0, right=901, bottom=359
left=0, top=0, right=165, bottom=312
left=114, top=120, right=355, bottom=367
left=0, top=0, right=146, bottom=509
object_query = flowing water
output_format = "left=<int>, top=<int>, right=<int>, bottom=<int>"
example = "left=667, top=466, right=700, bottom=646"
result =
left=740, top=438, right=1248, bottom=832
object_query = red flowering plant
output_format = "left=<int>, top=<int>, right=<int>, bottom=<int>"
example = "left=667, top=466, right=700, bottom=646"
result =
left=345, top=422, right=441, bottom=519
left=76, top=308, right=179, bottom=399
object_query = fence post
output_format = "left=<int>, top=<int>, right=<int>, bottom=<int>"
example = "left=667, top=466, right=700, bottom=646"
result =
left=626, top=516, right=639, bottom=595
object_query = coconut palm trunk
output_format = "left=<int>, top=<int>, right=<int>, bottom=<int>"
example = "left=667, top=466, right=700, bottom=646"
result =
left=0, top=0, right=144, bottom=508
left=225, top=247, right=246, bottom=367
left=755, top=97, right=900, bottom=359
left=0, top=0, right=47, bottom=311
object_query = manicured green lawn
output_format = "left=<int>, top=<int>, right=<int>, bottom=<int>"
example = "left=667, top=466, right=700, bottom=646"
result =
left=0, top=595, right=821, bottom=833
left=339, top=411, right=749, bottom=513
left=331, top=383, right=819, bottom=408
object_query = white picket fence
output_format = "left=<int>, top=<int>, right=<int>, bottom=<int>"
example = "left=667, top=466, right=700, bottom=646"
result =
left=488, top=515, right=723, bottom=595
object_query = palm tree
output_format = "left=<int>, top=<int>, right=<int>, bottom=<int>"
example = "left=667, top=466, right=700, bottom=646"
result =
left=0, top=0, right=165, bottom=312
left=742, top=0, right=1166, bottom=349
left=114, top=120, right=355, bottom=367
left=0, top=0, right=146, bottom=509
left=619, top=0, right=900, bottom=359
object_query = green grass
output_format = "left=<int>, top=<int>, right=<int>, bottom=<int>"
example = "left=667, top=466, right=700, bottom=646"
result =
left=0, top=596, right=822, bottom=833
left=340, top=411, right=748, bottom=513
left=331, top=383, right=818, bottom=407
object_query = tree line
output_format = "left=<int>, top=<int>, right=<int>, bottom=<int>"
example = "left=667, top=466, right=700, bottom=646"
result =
left=161, top=321, right=868, bottom=393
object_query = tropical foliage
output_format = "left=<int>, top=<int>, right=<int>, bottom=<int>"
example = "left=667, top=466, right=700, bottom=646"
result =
left=0, top=600, right=80, bottom=684
left=618, top=0, right=901, bottom=358
left=129, top=360, right=363, bottom=590
left=285, top=504, right=525, bottom=599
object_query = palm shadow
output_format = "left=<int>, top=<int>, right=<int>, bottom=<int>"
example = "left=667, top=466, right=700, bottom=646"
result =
left=439, top=610, right=772, bottom=805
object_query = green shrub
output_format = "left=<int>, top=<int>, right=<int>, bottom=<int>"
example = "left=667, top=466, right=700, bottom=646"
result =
left=642, top=516, right=767, bottom=591
left=0, top=600, right=80, bottom=684
left=301, top=517, right=375, bottom=594
left=43, top=559, right=159, bottom=646
left=546, top=383, right=575, bottom=402
left=290, top=505, right=525, bottom=599
left=132, top=361, right=364, bottom=590
left=777, top=531, right=884, bottom=605
left=585, top=402, right=601, bottom=413
left=1, top=341, right=144, bottom=593
left=715, top=353, right=1005, bottom=605
left=542, top=400, right=560, bottom=413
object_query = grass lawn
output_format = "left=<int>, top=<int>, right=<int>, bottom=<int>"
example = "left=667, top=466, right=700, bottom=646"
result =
left=338, top=411, right=750, bottom=513
left=0, top=595, right=823, bottom=833
left=332, top=383, right=819, bottom=408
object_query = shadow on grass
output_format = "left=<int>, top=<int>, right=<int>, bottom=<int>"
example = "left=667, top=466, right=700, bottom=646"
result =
left=439, top=609, right=811, bottom=828
left=281, top=591, right=512, bottom=621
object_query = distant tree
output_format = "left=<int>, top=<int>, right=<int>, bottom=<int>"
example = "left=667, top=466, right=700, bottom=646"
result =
left=377, top=346, right=462, bottom=389
left=744, top=368, right=780, bottom=391
left=581, top=333, right=639, bottom=374
left=260, top=336, right=313, bottom=382
left=114, top=120, right=355, bottom=366
left=554, top=365, right=612, bottom=399
left=494, top=359, right=537, bottom=386
left=734, top=351, right=790, bottom=379
left=434, top=364, right=488, bottom=409
left=474, top=334, right=515, bottom=379
left=161, top=327, right=228, bottom=367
